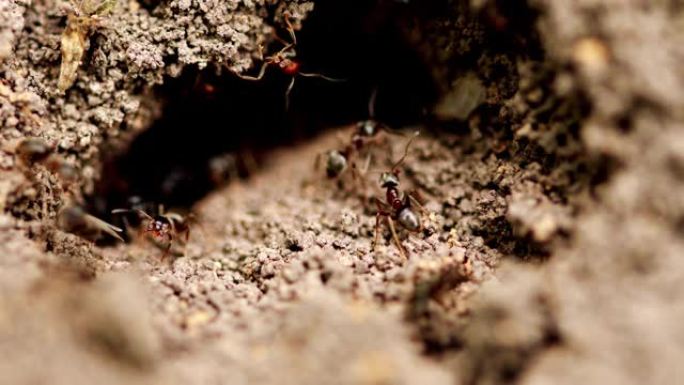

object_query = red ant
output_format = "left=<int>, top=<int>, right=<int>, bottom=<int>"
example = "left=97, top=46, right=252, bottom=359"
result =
left=236, top=13, right=343, bottom=109
left=373, top=131, right=426, bottom=259
left=112, top=207, right=193, bottom=260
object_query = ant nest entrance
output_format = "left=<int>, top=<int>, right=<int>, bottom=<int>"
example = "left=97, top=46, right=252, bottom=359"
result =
left=83, top=1, right=437, bottom=248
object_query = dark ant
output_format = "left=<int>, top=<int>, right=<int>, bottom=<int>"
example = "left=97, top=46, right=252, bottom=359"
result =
left=15, top=137, right=53, bottom=164
left=322, top=89, right=400, bottom=180
left=112, top=206, right=193, bottom=260
left=350, top=88, right=393, bottom=149
left=11, top=137, right=80, bottom=189
left=236, top=13, right=343, bottom=109
left=373, top=131, right=426, bottom=260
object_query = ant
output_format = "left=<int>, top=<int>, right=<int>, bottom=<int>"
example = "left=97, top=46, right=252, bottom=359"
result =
left=236, top=13, right=343, bottom=109
left=373, top=131, right=426, bottom=260
left=350, top=88, right=395, bottom=149
left=112, top=206, right=193, bottom=260
left=322, top=89, right=400, bottom=180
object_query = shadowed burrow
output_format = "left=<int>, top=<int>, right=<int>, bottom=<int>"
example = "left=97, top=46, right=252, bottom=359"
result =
left=87, top=0, right=437, bottom=220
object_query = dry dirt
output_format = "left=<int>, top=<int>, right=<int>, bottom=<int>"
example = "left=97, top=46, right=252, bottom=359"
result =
left=2, top=0, right=684, bottom=384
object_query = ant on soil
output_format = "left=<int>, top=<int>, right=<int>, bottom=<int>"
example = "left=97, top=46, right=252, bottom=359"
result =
left=112, top=205, right=194, bottom=260
left=372, top=131, right=427, bottom=260
left=236, top=13, right=343, bottom=109
left=321, top=89, right=403, bottom=182
left=9, top=138, right=123, bottom=242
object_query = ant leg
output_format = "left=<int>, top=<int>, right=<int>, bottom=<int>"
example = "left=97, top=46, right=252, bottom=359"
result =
left=386, top=216, right=407, bottom=260
left=373, top=212, right=384, bottom=251
left=239, top=149, right=258, bottom=177
left=377, top=123, right=406, bottom=137
left=359, top=153, right=371, bottom=176
left=335, top=131, right=348, bottom=146
left=285, top=76, right=296, bottom=110
left=349, top=161, right=365, bottom=193
left=236, top=62, right=269, bottom=81
left=122, top=216, right=134, bottom=238
left=314, top=152, right=323, bottom=172
left=408, top=192, right=427, bottom=214
left=373, top=197, right=384, bottom=250
left=350, top=160, right=359, bottom=181
left=299, top=72, right=346, bottom=82
left=161, top=234, right=173, bottom=260
left=272, top=32, right=289, bottom=46
left=283, top=13, right=297, bottom=45
left=180, top=228, right=190, bottom=257
left=373, top=198, right=392, bottom=250
left=350, top=154, right=371, bottom=191
left=368, top=87, right=378, bottom=119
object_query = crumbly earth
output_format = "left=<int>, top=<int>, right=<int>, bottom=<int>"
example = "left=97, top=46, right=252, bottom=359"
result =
left=2, top=0, right=684, bottom=384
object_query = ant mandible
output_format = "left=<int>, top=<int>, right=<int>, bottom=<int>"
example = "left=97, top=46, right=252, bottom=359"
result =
left=373, top=131, right=426, bottom=260
left=236, top=13, right=343, bottom=109
left=112, top=207, right=192, bottom=260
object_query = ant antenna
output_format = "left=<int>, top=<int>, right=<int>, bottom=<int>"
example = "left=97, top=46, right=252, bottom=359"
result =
left=298, top=72, right=346, bottom=82
left=285, top=76, right=296, bottom=111
left=391, top=131, right=420, bottom=171
left=378, top=124, right=407, bottom=137
left=368, top=87, right=378, bottom=119
left=365, top=168, right=389, bottom=176
left=283, top=12, right=297, bottom=45
left=112, top=208, right=154, bottom=221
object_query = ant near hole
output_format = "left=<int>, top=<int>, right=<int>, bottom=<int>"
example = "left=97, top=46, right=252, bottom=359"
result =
left=320, top=89, right=404, bottom=182
left=372, top=131, right=427, bottom=260
left=235, top=13, right=343, bottom=109
left=112, top=205, right=195, bottom=260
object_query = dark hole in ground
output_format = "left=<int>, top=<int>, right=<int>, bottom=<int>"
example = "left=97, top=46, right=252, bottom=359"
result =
left=87, top=0, right=438, bottom=222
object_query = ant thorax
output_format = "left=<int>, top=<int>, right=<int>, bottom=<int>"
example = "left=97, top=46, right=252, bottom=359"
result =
left=279, top=58, right=300, bottom=76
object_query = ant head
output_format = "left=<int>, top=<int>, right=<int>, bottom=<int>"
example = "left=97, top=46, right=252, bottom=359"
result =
left=145, top=218, right=167, bottom=234
left=380, top=171, right=400, bottom=188
left=326, top=150, right=347, bottom=178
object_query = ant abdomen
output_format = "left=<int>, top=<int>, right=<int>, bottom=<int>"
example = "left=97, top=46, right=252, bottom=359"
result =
left=326, top=150, right=348, bottom=178
left=398, top=207, right=420, bottom=232
left=357, top=120, right=378, bottom=137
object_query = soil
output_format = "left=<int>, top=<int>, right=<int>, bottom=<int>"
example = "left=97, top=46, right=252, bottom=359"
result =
left=2, top=0, right=684, bottom=384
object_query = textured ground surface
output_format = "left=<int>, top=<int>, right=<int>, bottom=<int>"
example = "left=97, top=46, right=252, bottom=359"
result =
left=2, top=0, right=684, bottom=384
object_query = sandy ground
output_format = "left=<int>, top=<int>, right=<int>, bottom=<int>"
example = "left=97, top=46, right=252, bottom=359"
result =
left=2, top=0, right=684, bottom=384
